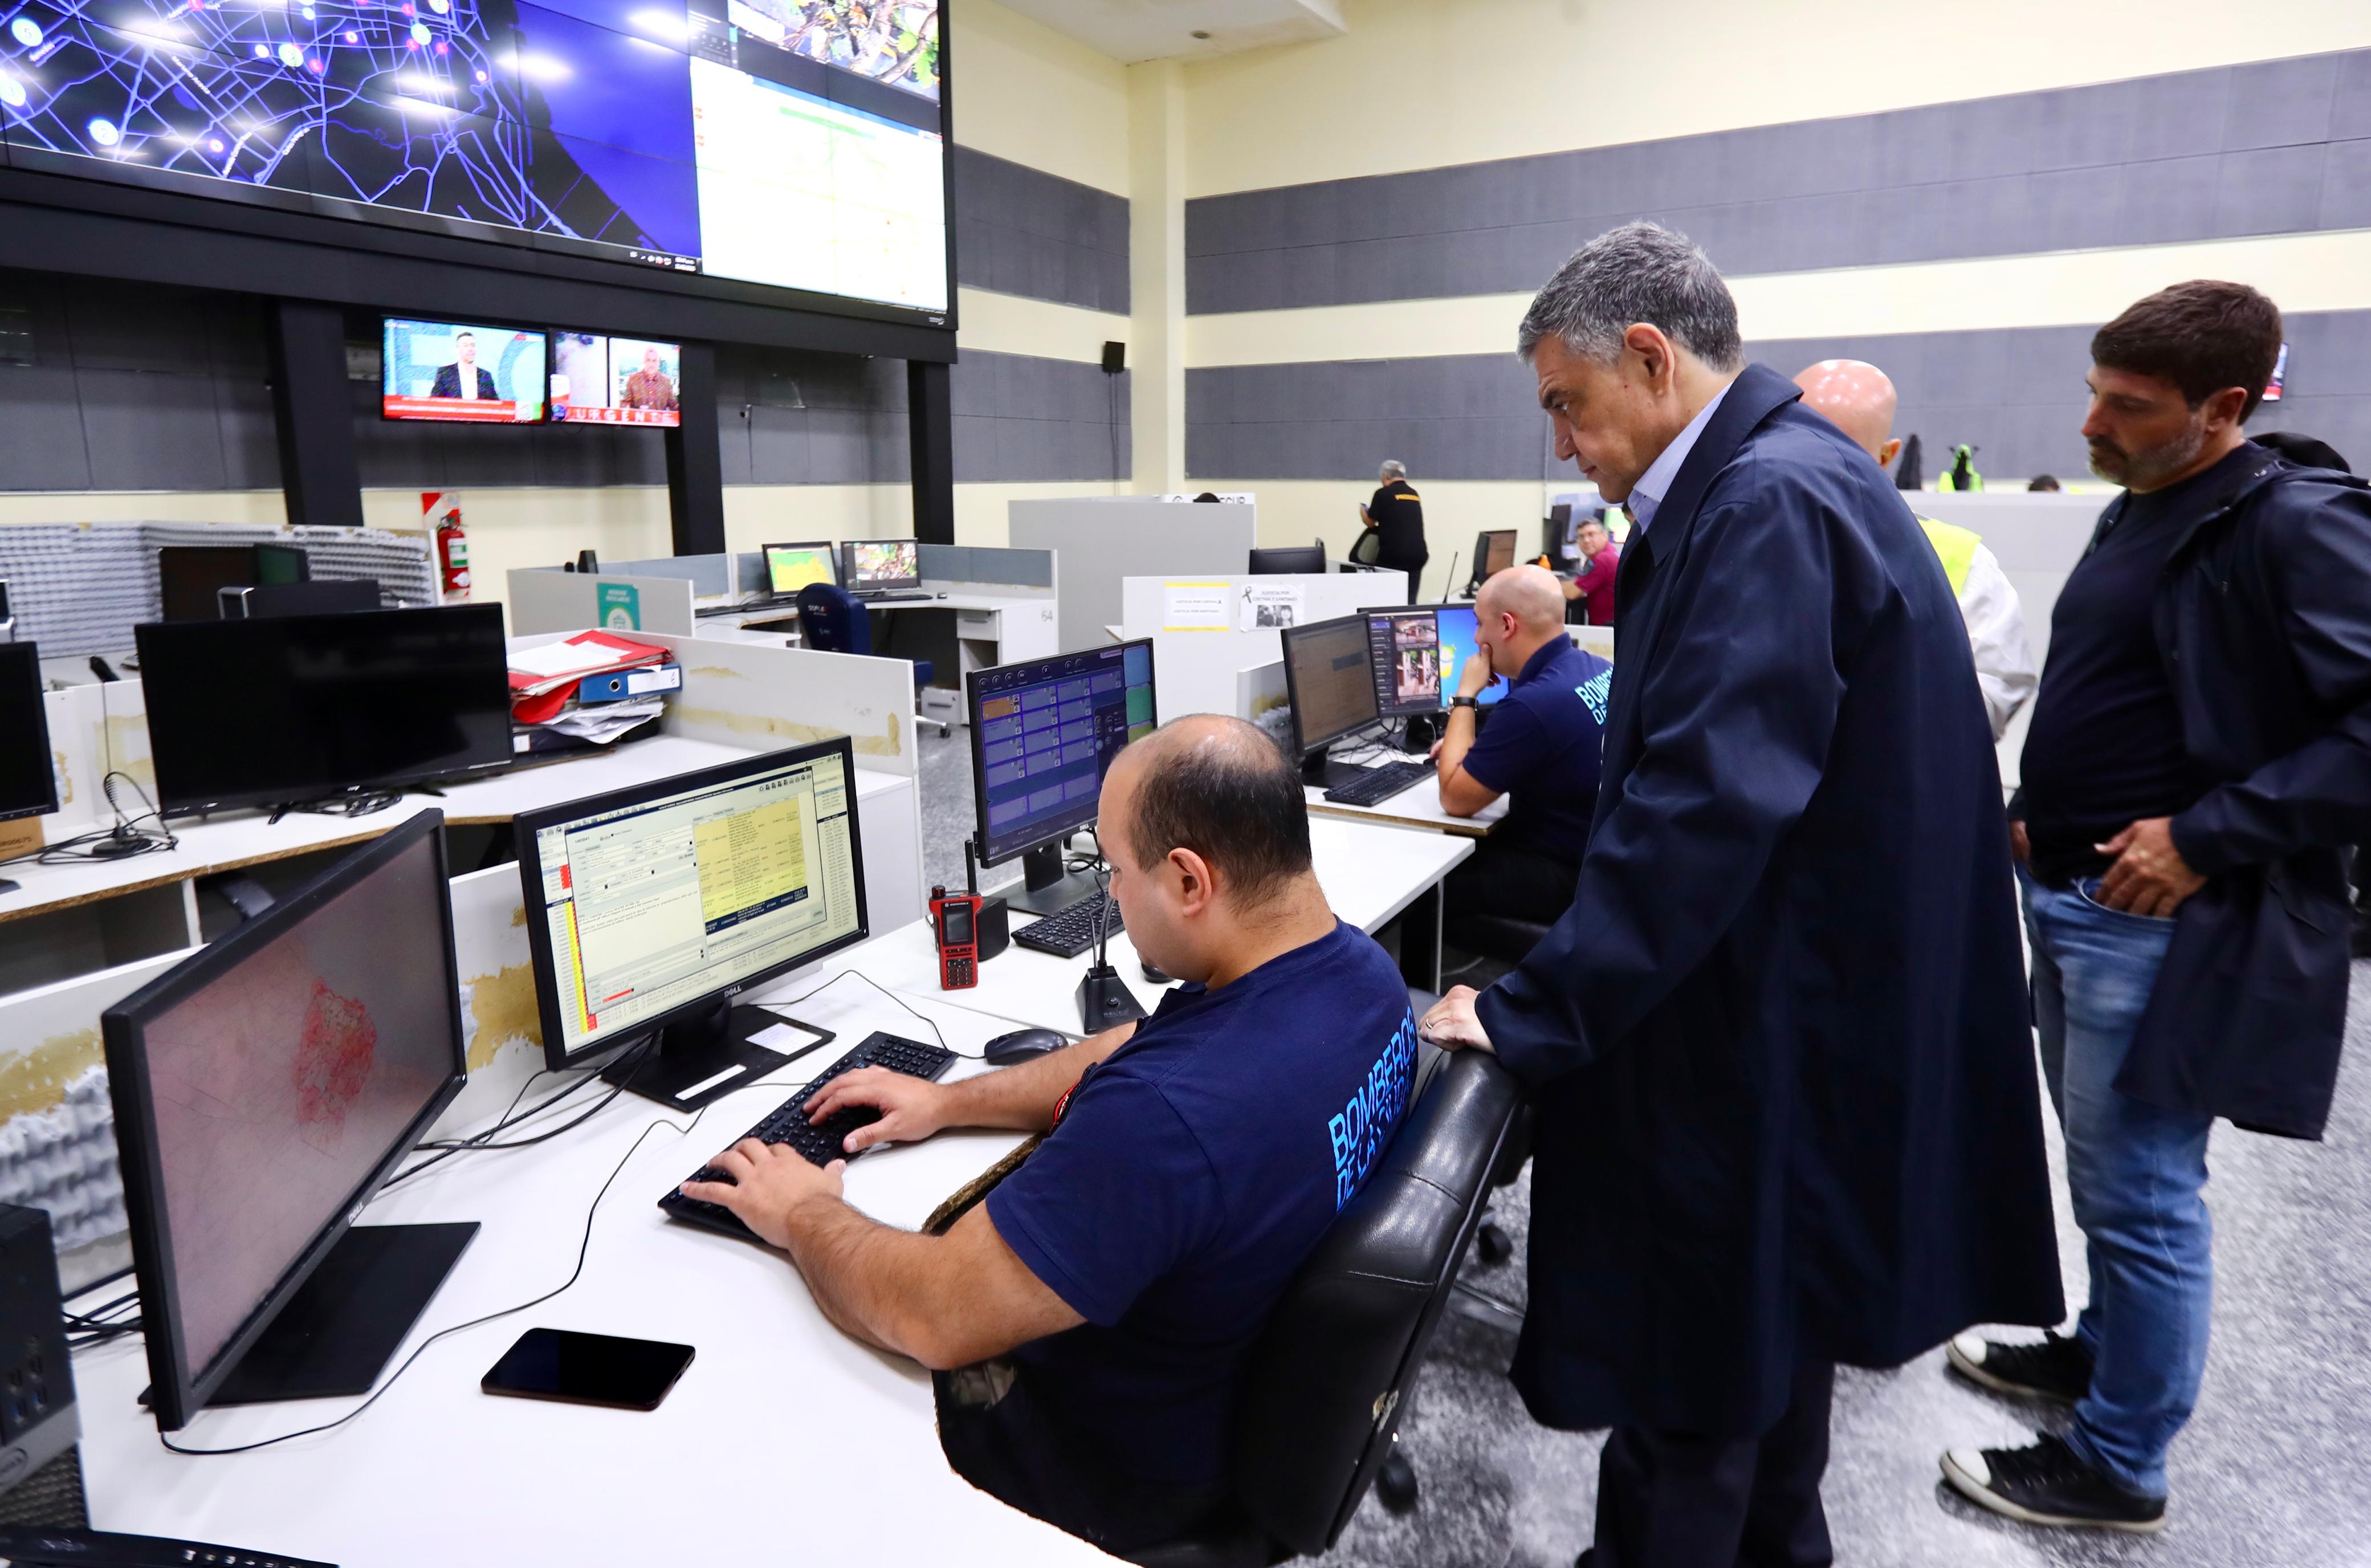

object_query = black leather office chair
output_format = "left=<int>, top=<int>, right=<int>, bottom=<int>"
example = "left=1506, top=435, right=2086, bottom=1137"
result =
left=1128, top=1050, right=1525, bottom=1567
left=1444, top=908, right=1554, bottom=967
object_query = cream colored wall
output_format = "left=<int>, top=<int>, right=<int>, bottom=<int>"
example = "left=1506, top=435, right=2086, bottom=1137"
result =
left=1183, top=0, right=2371, bottom=197
left=946, top=0, right=1131, bottom=196
left=1213, top=479, right=1542, bottom=601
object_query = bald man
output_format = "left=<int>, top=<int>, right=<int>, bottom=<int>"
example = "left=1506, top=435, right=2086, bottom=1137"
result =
left=1795, top=359, right=2039, bottom=738
left=1435, top=564, right=1614, bottom=927
left=686, top=714, right=1419, bottom=1553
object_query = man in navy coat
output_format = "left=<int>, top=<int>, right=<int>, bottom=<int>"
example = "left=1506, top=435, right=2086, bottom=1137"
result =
left=1420, top=221, right=2064, bottom=1567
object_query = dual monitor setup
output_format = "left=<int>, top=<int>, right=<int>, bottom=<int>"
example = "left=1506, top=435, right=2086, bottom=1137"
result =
left=1284, top=604, right=1506, bottom=799
left=757, top=539, right=924, bottom=601
left=1242, top=529, right=1523, bottom=593
left=96, top=633, right=1165, bottom=1438
left=380, top=318, right=685, bottom=429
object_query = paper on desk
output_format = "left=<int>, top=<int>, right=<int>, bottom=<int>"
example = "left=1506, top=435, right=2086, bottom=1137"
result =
left=508, top=631, right=669, bottom=690
left=750, top=1020, right=829, bottom=1051
left=541, top=695, right=665, bottom=743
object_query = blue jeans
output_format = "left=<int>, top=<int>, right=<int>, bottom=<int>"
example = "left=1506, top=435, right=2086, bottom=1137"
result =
left=2023, top=870, right=2214, bottom=1499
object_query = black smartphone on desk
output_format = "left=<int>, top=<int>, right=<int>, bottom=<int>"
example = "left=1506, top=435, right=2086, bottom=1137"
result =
left=482, top=1328, right=694, bottom=1411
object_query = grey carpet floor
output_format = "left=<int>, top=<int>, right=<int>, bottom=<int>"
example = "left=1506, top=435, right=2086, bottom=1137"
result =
left=911, top=729, right=2371, bottom=1566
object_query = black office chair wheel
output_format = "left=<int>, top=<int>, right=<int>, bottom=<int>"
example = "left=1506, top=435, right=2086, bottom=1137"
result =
left=1375, top=1449, right=1419, bottom=1514
left=1477, top=1221, right=1513, bottom=1265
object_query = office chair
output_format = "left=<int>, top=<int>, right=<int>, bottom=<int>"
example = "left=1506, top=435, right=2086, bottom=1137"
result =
left=1127, top=1049, right=1526, bottom=1567
left=794, top=582, right=947, bottom=738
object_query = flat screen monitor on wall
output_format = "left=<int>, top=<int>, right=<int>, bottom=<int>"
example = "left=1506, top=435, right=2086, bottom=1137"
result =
left=0, top=0, right=950, bottom=323
left=552, top=335, right=683, bottom=428
left=382, top=320, right=548, bottom=423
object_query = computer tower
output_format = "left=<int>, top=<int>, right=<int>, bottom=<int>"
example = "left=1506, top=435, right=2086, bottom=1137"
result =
left=0, top=1207, right=85, bottom=1528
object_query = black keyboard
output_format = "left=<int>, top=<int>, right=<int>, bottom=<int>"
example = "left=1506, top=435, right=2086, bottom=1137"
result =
left=1012, top=891, right=1124, bottom=959
left=854, top=589, right=934, bottom=603
left=658, top=1031, right=956, bottom=1239
left=0, top=1526, right=337, bottom=1567
left=1324, top=759, right=1436, bottom=807
left=696, top=593, right=802, bottom=618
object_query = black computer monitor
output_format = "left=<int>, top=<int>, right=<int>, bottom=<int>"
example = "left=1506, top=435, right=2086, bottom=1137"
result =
left=156, top=544, right=313, bottom=622
left=104, top=812, right=472, bottom=1432
left=1364, top=607, right=1444, bottom=718
left=1282, top=614, right=1381, bottom=784
left=1249, top=541, right=1327, bottom=575
left=218, top=580, right=381, bottom=619
left=0, top=644, right=59, bottom=892
left=514, top=740, right=871, bottom=1110
left=967, top=641, right=1157, bottom=913
left=1468, top=529, right=1519, bottom=587
left=846, top=539, right=922, bottom=592
left=135, top=605, right=514, bottom=817
left=760, top=541, right=839, bottom=595
left=254, top=543, right=311, bottom=586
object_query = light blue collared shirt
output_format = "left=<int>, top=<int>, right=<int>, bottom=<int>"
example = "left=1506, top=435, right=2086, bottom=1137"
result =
left=1623, top=380, right=1737, bottom=535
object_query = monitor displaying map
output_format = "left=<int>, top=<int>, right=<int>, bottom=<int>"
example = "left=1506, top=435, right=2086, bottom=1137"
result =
left=0, top=0, right=948, bottom=316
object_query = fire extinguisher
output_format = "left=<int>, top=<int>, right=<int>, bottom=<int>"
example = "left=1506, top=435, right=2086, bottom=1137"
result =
left=435, top=506, right=470, bottom=599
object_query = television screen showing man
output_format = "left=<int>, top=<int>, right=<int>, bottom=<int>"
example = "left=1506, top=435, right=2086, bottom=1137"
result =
left=548, top=336, right=682, bottom=428
left=616, top=341, right=681, bottom=419
left=382, top=319, right=547, bottom=423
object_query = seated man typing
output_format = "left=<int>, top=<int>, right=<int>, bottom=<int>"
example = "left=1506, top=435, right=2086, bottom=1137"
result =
left=682, top=714, right=1420, bottom=1554
left=1435, top=563, right=1612, bottom=928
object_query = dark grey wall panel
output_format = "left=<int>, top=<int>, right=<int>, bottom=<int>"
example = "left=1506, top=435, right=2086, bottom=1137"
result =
left=950, top=350, right=1129, bottom=482
left=1188, top=309, right=2371, bottom=484
left=953, top=145, right=1130, bottom=315
left=1186, top=47, right=2371, bottom=315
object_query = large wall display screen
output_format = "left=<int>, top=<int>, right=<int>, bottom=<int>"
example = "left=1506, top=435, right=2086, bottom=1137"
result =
left=0, top=0, right=948, bottom=316
left=383, top=317, right=548, bottom=421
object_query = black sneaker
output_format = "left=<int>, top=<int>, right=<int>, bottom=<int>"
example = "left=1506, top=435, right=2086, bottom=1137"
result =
left=1941, top=1433, right=2166, bottom=1533
left=1946, top=1330, right=2092, bottom=1404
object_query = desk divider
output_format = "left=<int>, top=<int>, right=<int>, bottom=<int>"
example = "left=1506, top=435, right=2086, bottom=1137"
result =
left=1121, top=571, right=1412, bottom=721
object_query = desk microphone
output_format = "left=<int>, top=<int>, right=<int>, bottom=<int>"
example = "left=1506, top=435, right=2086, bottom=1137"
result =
left=1436, top=552, right=1460, bottom=605
left=1074, top=865, right=1146, bottom=1033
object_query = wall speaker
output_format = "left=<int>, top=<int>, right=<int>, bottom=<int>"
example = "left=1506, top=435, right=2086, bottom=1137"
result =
left=1100, top=341, right=1126, bottom=375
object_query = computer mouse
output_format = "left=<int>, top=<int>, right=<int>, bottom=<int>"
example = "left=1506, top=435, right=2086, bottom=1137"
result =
left=935, top=590, right=950, bottom=598
left=984, top=1027, right=1069, bottom=1065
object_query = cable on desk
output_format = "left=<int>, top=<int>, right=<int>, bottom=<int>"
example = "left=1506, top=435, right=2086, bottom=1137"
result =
left=0, top=772, right=177, bottom=868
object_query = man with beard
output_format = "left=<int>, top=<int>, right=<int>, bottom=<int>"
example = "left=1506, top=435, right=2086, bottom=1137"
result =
left=1945, top=281, right=2371, bottom=1533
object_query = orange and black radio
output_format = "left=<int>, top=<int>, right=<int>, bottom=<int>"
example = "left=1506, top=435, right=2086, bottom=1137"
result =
left=931, top=885, right=982, bottom=990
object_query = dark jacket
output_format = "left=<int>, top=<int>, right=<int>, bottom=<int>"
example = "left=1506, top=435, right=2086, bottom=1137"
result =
left=2104, top=450, right=2371, bottom=1139
left=1474, top=364, right=2064, bottom=1437
left=431, top=364, right=500, bottom=400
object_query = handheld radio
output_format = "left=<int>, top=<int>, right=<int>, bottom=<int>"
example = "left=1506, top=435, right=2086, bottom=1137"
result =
left=931, top=884, right=981, bottom=990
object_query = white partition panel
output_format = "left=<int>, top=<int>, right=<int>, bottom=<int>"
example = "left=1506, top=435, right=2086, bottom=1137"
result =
left=1010, top=495, right=1257, bottom=655
left=506, top=570, right=696, bottom=636
left=1121, top=572, right=1410, bottom=720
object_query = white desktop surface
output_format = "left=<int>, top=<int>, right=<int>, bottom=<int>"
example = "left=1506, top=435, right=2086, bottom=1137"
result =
left=842, top=816, right=1473, bottom=1037
left=73, top=981, right=1115, bottom=1567
left=1303, top=777, right=1508, bottom=838
left=0, top=738, right=907, bottom=924
left=697, top=588, right=1049, bottom=630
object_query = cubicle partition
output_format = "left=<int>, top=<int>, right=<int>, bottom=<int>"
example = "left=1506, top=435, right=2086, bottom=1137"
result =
left=507, top=567, right=698, bottom=636
left=1121, top=571, right=1412, bottom=720
left=1011, top=495, right=1257, bottom=657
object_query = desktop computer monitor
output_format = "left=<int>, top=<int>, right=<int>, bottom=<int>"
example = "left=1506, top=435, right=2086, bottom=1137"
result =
left=1469, top=529, right=1519, bottom=585
left=1249, top=541, right=1327, bottom=575
left=967, top=641, right=1157, bottom=911
left=158, top=545, right=313, bottom=621
left=135, top=605, right=514, bottom=817
left=1432, top=605, right=1510, bottom=709
left=1282, top=614, right=1381, bottom=779
left=761, top=541, right=839, bottom=595
left=0, top=642, right=57, bottom=825
left=103, top=812, right=471, bottom=1432
left=846, top=539, right=922, bottom=592
left=1364, top=608, right=1444, bottom=718
left=514, top=740, right=871, bottom=1109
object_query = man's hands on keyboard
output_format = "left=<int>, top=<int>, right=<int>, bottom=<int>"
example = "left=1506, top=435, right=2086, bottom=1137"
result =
left=802, top=1066, right=953, bottom=1154
left=681, top=1139, right=844, bottom=1249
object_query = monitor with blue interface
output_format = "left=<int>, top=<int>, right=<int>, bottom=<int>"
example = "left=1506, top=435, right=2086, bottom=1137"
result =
left=1, top=0, right=950, bottom=319
left=968, top=642, right=1157, bottom=874
left=1432, top=605, right=1510, bottom=708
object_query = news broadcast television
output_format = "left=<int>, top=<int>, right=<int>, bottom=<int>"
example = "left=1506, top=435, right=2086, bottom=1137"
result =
left=966, top=641, right=1156, bottom=912
left=514, top=740, right=871, bottom=1110
left=134, top=605, right=514, bottom=816
left=846, top=539, right=921, bottom=592
left=1281, top=615, right=1382, bottom=777
left=103, top=812, right=474, bottom=1431
left=762, top=541, right=840, bottom=594
left=382, top=319, right=548, bottom=422
left=0, top=0, right=950, bottom=323
left=0, top=642, right=60, bottom=832
left=552, top=334, right=683, bottom=427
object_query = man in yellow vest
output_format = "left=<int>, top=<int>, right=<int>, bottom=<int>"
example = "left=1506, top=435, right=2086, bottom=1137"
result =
left=1795, top=361, right=2038, bottom=738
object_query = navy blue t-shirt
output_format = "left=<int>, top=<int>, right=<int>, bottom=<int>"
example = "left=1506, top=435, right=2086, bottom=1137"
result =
left=1459, top=638, right=1612, bottom=862
left=984, top=921, right=1419, bottom=1486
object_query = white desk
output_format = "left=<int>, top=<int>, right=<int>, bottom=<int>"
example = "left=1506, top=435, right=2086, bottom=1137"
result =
left=1303, top=780, right=1506, bottom=839
left=694, top=588, right=1061, bottom=687
left=841, top=816, right=1473, bottom=1037
left=73, top=981, right=1115, bottom=1567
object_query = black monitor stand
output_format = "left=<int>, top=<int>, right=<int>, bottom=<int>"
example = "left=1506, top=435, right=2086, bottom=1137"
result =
left=1301, top=746, right=1371, bottom=793
left=1007, top=840, right=1106, bottom=917
left=197, top=1220, right=479, bottom=1412
left=604, top=995, right=837, bottom=1113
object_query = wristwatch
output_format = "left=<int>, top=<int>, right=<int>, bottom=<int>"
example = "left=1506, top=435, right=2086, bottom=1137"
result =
left=1450, top=695, right=1479, bottom=710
